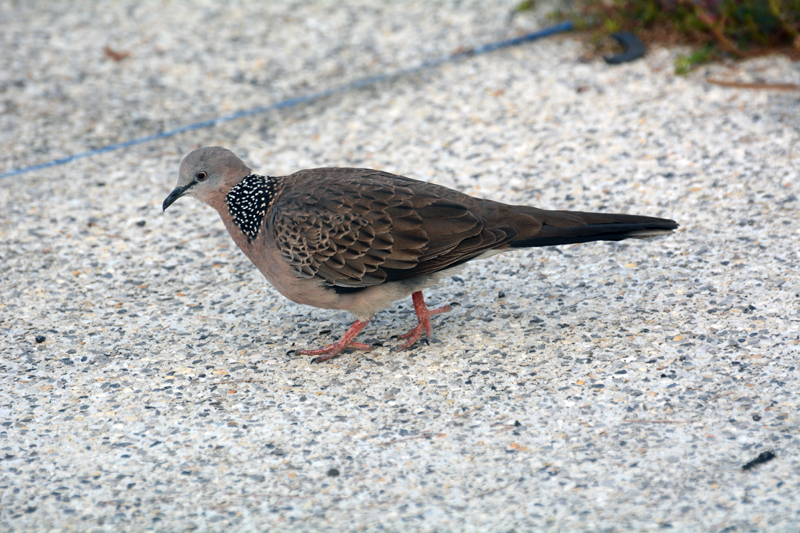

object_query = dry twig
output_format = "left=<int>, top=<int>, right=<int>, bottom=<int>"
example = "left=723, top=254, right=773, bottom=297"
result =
left=378, top=433, right=445, bottom=446
left=707, top=79, right=800, bottom=91
left=623, top=419, right=690, bottom=424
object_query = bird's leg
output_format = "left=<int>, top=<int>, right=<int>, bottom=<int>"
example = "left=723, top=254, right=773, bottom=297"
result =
left=298, top=317, right=374, bottom=363
left=393, top=291, right=452, bottom=352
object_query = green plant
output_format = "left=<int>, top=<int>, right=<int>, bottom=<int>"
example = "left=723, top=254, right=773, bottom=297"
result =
left=674, top=44, right=717, bottom=74
left=527, top=0, right=800, bottom=73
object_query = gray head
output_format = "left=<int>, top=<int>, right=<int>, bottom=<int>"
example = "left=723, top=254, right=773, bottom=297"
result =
left=163, top=147, right=252, bottom=211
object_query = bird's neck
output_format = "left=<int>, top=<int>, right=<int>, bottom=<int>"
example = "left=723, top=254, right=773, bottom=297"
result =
left=219, top=174, right=278, bottom=245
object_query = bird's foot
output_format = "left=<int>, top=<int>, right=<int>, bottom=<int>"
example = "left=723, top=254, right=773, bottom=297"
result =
left=393, top=291, right=452, bottom=352
left=298, top=318, right=373, bottom=363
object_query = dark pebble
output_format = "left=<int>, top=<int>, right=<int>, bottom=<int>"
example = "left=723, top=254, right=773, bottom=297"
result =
left=326, top=468, right=340, bottom=477
left=35, top=335, right=46, bottom=343
left=742, top=450, right=776, bottom=471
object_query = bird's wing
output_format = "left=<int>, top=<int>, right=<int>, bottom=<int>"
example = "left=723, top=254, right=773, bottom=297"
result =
left=270, top=169, right=518, bottom=288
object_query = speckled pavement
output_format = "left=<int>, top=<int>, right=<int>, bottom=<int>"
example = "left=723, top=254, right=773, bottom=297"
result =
left=1, top=1, right=799, bottom=532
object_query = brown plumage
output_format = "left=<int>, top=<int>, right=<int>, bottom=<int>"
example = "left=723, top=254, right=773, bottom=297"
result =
left=163, top=147, right=678, bottom=362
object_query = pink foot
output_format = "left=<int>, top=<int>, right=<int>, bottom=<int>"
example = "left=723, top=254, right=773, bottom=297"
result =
left=393, top=291, right=452, bottom=352
left=298, top=317, right=374, bottom=363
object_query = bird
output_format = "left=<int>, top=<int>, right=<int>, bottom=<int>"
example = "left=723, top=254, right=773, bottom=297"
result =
left=163, top=147, right=677, bottom=363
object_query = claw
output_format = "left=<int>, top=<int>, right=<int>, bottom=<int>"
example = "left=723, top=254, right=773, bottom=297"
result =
left=298, top=317, right=373, bottom=363
left=393, top=291, right=452, bottom=352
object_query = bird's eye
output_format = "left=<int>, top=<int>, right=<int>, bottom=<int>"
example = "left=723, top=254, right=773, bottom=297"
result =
left=196, top=171, right=208, bottom=181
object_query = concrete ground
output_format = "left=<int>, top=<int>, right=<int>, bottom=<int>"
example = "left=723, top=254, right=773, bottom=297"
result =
left=1, top=1, right=799, bottom=531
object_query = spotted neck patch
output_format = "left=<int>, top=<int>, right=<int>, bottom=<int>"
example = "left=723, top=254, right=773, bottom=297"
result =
left=225, top=174, right=275, bottom=242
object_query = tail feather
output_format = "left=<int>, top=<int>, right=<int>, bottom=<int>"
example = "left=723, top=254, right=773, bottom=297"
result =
left=508, top=209, right=678, bottom=248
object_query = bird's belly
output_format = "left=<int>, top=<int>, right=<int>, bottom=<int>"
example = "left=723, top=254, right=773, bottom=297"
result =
left=240, top=230, right=453, bottom=319
left=332, top=273, right=446, bottom=319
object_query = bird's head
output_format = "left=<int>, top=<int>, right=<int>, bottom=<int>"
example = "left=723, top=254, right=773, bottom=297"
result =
left=163, top=146, right=252, bottom=211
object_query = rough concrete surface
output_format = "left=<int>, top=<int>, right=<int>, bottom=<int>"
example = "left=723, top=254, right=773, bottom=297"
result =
left=1, top=1, right=799, bottom=531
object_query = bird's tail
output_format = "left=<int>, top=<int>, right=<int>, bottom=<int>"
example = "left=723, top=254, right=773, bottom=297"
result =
left=507, top=208, right=678, bottom=248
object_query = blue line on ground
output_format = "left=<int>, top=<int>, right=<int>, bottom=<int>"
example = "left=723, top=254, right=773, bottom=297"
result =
left=0, top=21, right=574, bottom=179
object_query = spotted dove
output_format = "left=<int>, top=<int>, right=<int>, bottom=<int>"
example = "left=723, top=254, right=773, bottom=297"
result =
left=163, top=147, right=678, bottom=362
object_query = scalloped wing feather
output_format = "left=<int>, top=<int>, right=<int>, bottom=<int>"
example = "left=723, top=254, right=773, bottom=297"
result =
left=270, top=169, right=518, bottom=288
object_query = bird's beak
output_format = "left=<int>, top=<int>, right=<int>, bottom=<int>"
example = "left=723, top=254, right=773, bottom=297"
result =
left=162, top=184, right=192, bottom=211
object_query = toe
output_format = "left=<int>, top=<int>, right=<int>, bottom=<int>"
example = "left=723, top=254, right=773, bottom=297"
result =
left=310, top=351, right=342, bottom=364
